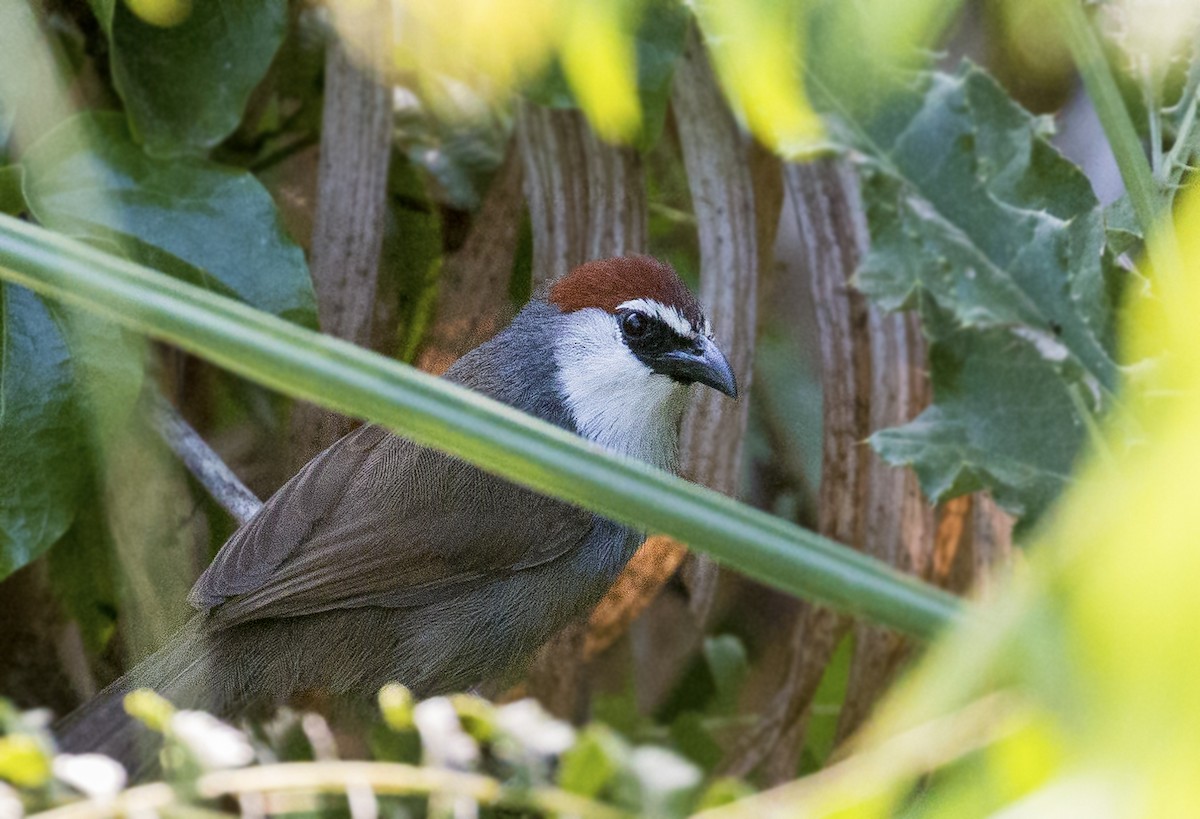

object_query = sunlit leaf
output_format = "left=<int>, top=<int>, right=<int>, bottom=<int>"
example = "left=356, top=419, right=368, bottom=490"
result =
left=692, top=0, right=824, bottom=156
left=559, top=0, right=641, bottom=141
left=523, top=0, right=688, bottom=150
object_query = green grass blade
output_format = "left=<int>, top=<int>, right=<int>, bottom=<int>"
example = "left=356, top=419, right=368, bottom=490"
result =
left=0, top=214, right=962, bottom=639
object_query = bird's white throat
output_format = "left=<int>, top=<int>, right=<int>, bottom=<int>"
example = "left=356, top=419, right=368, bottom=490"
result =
left=553, top=309, right=689, bottom=472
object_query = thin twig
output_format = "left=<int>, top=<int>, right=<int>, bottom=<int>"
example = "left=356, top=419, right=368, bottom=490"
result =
left=29, top=761, right=629, bottom=819
left=148, top=390, right=263, bottom=526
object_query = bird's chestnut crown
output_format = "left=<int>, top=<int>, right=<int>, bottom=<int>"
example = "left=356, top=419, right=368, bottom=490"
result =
left=549, top=256, right=736, bottom=398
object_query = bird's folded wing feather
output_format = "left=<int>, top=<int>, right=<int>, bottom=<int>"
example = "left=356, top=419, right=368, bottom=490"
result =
left=189, top=424, right=597, bottom=630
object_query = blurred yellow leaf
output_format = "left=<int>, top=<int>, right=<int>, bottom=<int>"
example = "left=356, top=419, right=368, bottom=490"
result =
left=0, top=736, right=50, bottom=788
left=690, top=0, right=824, bottom=157
left=124, top=688, right=176, bottom=732
left=733, top=180, right=1200, bottom=815
left=122, top=0, right=193, bottom=28
left=559, top=1, right=642, bottom=141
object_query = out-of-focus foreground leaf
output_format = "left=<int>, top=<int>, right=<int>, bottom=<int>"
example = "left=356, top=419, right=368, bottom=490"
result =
left=690, top=0, right=823, bottom=156
left=523, top=0, right=689, bottom=151
left=337, top=0, right=832, bottom=152
left=0, top=214, right=962, bottom=639
left=708, top=185, right=1200, bottom=819
left=0, top=285, right=85, bottom=576
left=21, top=112, right=316, bottom=327
left=832, top=63, right=1123, bottom=527
left=0, top=276, right=143, bottom=579
left=0, top=110, right=315, bottom=579
left=88, top=0, right=287, bottom=156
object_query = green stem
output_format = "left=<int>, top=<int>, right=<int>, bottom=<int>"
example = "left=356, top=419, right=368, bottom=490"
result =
left=1144, top=80, right=1163, bottom=179
left=1057, top=1, right=1161, bottom=233
left=1165, top=88, right=1200, bottom=194
left=0, top=215, right=962, bottom=639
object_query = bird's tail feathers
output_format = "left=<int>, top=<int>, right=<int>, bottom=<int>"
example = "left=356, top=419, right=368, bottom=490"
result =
left=54, top=616, right=217, bottom=773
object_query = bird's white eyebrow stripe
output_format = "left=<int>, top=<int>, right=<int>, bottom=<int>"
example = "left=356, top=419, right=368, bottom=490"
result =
left=617, top=298, right=695, bottom=337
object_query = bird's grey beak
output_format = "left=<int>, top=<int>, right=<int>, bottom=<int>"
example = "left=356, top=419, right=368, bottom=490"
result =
left=652, top=336, right=738, bottom=398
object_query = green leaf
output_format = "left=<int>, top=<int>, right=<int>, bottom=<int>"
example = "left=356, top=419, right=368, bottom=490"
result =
left=842, top=63, right=1123, bottom=525
left=693, top=778, right=756, bottom=812
left=0, top=284, right=86, bottom=577
left=1104, top=195, right=1142, bottom=257
left=89, top=0, right=287, bottom=156
left=871, top=314, right=1087, bottom=525
left=0, top=103, right=12, bottom=165
left=0, top=214, right=962, bottom=639
left=396, top=109, right=509, bottom=211
left=701, top=634, right=749, bottom=711
left=383, top=156, right=444, bottom=361
left=667, top=713, right=723, bottom=771
left=630, top=0, right=689, bottom=150
left=0, top=280, right=143, bottom=581
left=0, top=167, right=23, bottom=216
left=47, top=493, right=118, bottom=653
left=558, top=725, right=626, bottom=798
left=21, top=112, right=316, bottom=326
left=799, top=632, right=853, bottom=774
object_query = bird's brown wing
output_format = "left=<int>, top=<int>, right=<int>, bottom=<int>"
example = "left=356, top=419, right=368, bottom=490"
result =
left=189, top=424, right=597, bottom=630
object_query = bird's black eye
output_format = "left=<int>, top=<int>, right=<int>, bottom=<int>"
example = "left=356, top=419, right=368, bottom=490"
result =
left=621, top=311, right=648, bottom=338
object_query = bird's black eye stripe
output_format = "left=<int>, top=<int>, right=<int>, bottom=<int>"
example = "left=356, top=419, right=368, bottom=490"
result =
left=621, top=310, right=648, bottom=338
left=619, top=309, right=695, bottom=363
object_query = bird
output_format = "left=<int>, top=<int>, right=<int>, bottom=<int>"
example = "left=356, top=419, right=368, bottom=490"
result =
left=58, top=255, right=737, bottom=764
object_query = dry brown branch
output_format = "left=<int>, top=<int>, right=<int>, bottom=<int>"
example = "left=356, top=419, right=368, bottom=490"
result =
left=415, top=140, right=525, bottom=376
left=515, top=103, right=648, bottom=716
left=583, top=535, right=688, bottom=660
left=516, top=104, right=646, bottom=287
left=718, top=159, right=867, bottom=780
left=289, top=17, right=394, bottom=469
left=930, top=496, right=972, bottom=588
left=671, top=27, right=768, bottom=623
left=963, top=493, right=1015, bottom=600
left=833, top=313, right=934, bottom=746
left=927, top=493, right=1013, bottom=601
left=726, top=155, right=1015, bottom=775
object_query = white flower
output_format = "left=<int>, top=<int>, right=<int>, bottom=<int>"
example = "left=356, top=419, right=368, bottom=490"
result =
left=20, top=711, right=51, bottom=732
left=412, top=698, right=478, bottom=769
left=495, top=699, right=575, bottom=758
left=630, top=746, right=701, bottom=795
left=169, top=711, right=255, bottom=770
left=0, top=782, right=23, bottom=819
left=52, top=754, right=126, bottom=798
left=1098, top=0, right=1200, bottom=82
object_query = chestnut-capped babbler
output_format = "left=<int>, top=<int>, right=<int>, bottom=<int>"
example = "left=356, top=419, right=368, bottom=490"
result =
left=58, top=256, right=737, bottom=764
